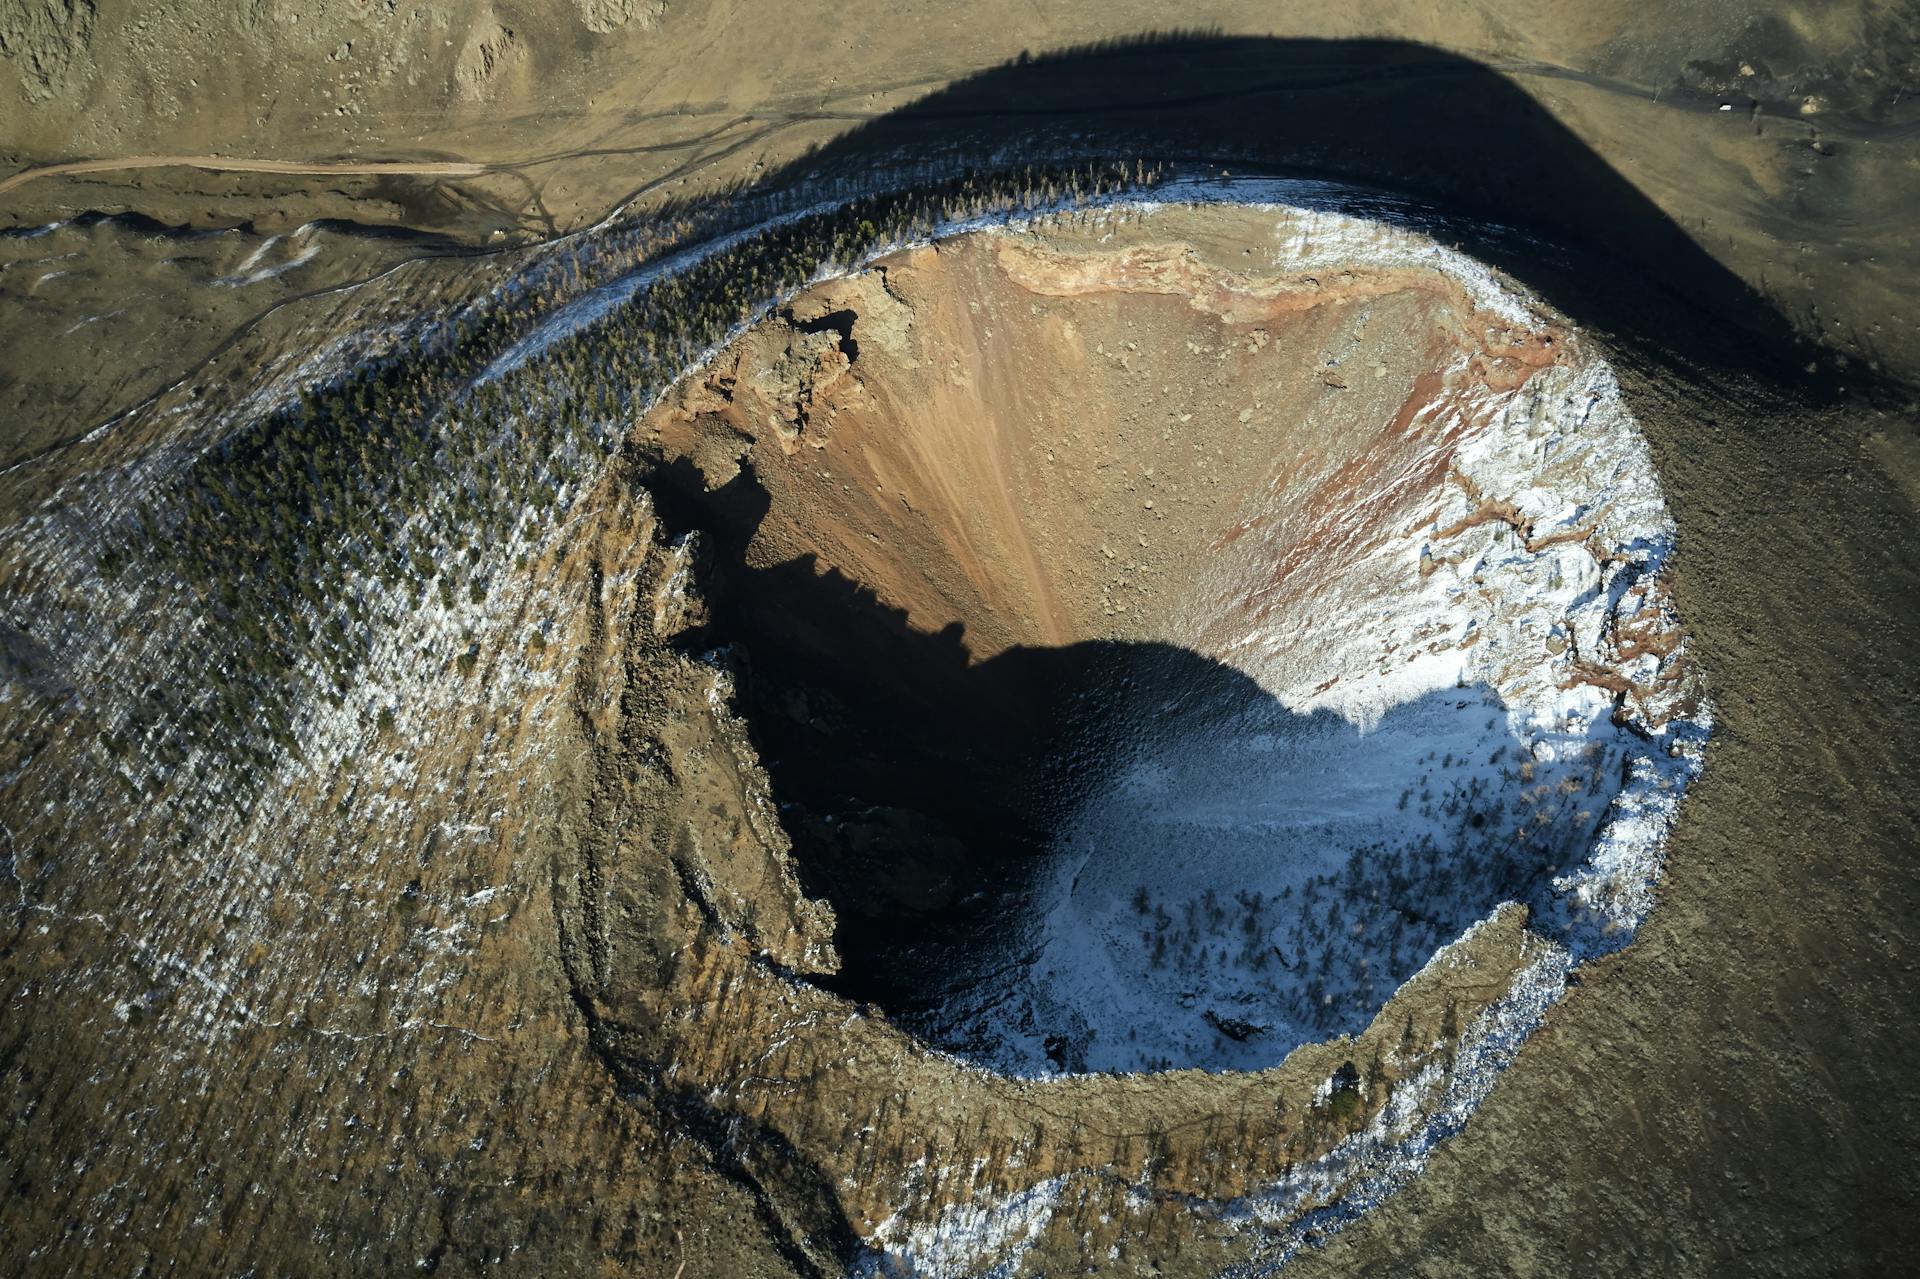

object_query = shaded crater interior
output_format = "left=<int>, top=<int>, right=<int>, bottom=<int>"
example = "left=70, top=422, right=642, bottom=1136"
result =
left=637, top=213, right=1638, bottom=1073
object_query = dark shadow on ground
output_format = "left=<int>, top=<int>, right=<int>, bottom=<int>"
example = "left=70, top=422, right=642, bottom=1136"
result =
left=650, top=33, right=1866, bottom=397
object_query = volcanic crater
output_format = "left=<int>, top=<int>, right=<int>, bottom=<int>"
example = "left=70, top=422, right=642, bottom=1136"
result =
left=638, top=198, right=1705, bottom=1077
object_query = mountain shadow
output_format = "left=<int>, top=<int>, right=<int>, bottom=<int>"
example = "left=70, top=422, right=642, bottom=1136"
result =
left=639, top=33, right=1875, bottom=398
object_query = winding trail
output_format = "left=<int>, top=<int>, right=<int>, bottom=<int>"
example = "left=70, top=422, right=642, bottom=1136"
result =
left=0, top=154, right=491, bottom=199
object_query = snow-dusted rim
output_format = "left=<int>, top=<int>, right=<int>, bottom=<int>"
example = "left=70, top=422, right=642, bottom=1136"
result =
left=1221, top=929, right=1576, bottom=1275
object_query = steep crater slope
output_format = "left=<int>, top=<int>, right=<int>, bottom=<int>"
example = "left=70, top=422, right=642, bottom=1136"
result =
left=640, top=202, right=1706, bottom=1076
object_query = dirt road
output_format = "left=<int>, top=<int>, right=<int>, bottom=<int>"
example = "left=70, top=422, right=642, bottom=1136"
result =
left=0, top=154, right=490, bottom=199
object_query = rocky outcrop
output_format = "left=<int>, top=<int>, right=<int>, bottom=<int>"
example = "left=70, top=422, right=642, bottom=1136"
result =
left=575, top=0, right=666, bottom=36
left=0, top=0, right=94, bottom=103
